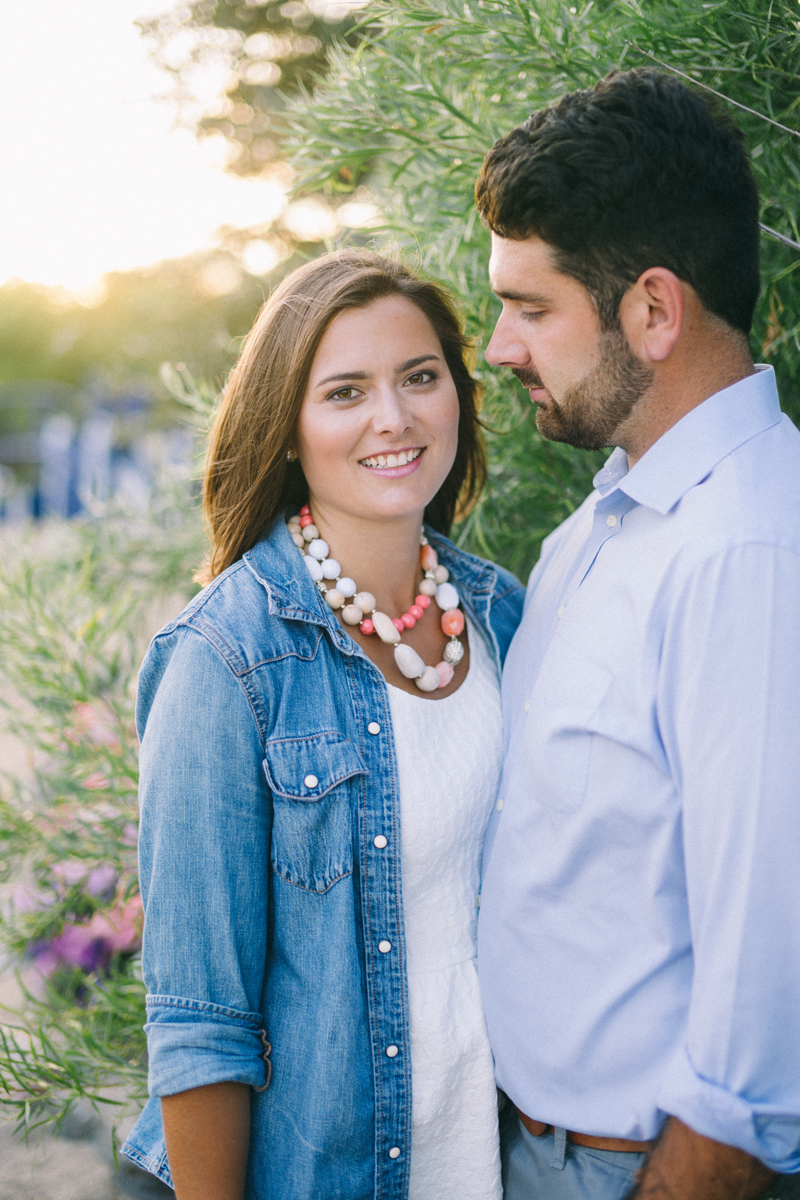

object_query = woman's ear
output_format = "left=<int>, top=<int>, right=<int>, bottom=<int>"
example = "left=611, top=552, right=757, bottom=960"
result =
left=619, top=268, right=685, bottom=363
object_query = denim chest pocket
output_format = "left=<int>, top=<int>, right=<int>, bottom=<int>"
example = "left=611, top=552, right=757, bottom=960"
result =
left=519, top=635, right=613, bottom=815
left=262, top=732, right=367, bottom=893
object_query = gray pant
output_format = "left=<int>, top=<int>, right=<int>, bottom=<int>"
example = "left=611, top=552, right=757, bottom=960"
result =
left=500, top=1105, right=800, bottom=1200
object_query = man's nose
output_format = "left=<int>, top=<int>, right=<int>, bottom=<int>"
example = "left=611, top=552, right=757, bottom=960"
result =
left=485, top=311, right=531, bottom=367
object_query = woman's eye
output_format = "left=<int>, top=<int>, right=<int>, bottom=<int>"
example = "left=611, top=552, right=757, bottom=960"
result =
left=406, top=370, right=436, bottom=386
left=328, top=386, right=358, bottom=401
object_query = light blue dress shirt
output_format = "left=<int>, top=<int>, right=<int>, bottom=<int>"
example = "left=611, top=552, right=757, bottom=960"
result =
left=478, top=366, right=800, bottom=1173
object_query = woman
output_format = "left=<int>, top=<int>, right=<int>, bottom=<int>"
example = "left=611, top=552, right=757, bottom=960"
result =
left=122, top=249, right=524, bottom=1200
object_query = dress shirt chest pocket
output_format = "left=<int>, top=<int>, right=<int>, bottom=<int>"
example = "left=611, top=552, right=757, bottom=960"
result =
left=521, top=635, right=613, bottom=815
left=263, top=732, right=367, bottom=894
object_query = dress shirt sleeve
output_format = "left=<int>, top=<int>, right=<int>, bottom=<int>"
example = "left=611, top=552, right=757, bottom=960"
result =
left=657, top=542, right=800, bottom=1172
left=137, top=626, right=271, bottom=1096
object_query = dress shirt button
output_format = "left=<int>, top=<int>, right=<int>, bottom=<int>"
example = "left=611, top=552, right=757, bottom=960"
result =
left=303, top=774, right=318, bottom=788
left=386, top=1044, right=399, bottom=1057
left=389, top=1147, right=401, bottom=1159
left=378, top=940, right=392, bottom=953
left=524, top=700, right=530, bottom=711
left=496, top=798, right=504, bottom=811
left=557, top=606, right=565, bottom=618
left=367, top=721, right=381, bottom=735
left=606, top=513, right=618, bottom=527
left=373, top=834, right=388, bottom=849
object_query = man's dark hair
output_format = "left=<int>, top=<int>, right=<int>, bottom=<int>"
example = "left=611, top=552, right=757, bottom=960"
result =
left=475, top=69, right=760, bottom=333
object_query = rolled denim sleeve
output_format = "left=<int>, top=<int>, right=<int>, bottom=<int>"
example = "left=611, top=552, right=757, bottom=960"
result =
left=657, top=543, right=800, bottom=1171
left=137, top=626, right=271, bottom=1096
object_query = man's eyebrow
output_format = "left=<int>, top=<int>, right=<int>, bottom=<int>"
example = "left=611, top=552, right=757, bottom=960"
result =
left=493, top=288, right=551, bottom=304
left=315, top=354, right=441, bottom=388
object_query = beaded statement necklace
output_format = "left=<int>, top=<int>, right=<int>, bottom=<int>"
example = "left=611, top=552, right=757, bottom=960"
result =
left=287, top=505, right=465, bottom=692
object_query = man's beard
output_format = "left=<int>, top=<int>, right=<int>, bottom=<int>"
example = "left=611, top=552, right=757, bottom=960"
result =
left=514, top=328, right=654, bottom=451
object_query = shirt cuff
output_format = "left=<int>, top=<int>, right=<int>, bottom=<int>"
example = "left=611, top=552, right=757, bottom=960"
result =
left=145, top=994, right=268, bottom=1096
left=658, top=1047, right=800, bottom=1173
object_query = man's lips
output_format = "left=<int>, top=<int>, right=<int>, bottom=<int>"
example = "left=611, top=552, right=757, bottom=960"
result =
left=512, top=369, right=548, bottom=403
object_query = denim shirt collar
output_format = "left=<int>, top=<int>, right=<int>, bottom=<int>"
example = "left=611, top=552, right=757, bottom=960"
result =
left=592, top=365, right=781, bottom=516
left=242, top=518, right=498, bottom=658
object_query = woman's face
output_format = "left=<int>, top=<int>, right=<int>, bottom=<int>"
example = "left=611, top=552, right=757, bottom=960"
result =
left=296, top=295, right=461, bottom=526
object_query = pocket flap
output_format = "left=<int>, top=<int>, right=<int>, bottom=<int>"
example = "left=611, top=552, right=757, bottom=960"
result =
left=263, top=731, right=367, bottom=801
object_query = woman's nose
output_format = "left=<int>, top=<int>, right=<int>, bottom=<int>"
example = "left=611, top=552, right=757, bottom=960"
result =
left=371, top=384, right=413, bottom=435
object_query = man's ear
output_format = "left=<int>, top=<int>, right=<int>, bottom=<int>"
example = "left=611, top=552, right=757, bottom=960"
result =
left=619, top=268, right=685, bottom=363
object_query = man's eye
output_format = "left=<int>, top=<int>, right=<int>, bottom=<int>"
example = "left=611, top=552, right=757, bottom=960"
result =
left=521, top=310, right=544, bottom=322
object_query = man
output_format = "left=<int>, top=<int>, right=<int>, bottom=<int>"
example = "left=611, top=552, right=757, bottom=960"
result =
left=476, top=69, right=800, bottom=1200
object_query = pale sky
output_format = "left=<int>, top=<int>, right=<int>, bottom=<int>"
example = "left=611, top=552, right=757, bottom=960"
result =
left=0, top=0, right=293, bottom=294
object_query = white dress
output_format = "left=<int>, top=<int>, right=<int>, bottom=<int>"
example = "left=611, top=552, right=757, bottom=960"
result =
left=386, top=616, right=503, bottom=1200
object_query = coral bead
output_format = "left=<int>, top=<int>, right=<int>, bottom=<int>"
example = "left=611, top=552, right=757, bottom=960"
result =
left=420, top=544, right=438, bottom=572
left=415, top=594, right=431, bottom=609
left=300, top=514, right=314, bottom=527
left=392, top=618, right=405, bottom=633
left=300, top=504, right=310, bottom=516
left=401, top=613, right=416, bottom=629
left=441, top=608, right=465, bottom=637
left=360, top=618, right=375, bottom=635
left=435, top=661, right=454, bottom=688
left=408, top=604, right=424, bottom=620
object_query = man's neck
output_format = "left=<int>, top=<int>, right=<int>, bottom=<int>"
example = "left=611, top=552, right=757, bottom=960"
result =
left=617, top=330, right=755, bottom=468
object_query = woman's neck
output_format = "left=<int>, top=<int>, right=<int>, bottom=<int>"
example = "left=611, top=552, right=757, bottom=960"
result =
left=307, top=501, right=426, bottom=616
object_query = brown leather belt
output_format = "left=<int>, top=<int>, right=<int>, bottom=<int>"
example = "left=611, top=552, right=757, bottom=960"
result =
left=515, top=1106, right=654, bottom=1153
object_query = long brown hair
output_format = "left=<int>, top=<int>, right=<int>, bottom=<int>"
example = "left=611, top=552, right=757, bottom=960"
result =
left=197, top=249, right=486, bottom=584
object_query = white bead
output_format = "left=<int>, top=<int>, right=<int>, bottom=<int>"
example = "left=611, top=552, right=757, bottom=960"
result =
left=307, top=538, right=329, bottom=561
left=287, top=521, right=302, bottom=533
left=372, top=611, right=401, bottom=644
left=291, top=533, right=305, bottom=549
left=354, top=591, right=376, bottom=614
left=433, top=564, right=449, bottom=584
left=435, top=582, right=459, bottom=611
left=394, top=643, right=426, bottom=680
left=321, top=558, right=341, bottom=580
left=302, top=523, right=319, bottom=542
left=325, top=589, right=345, bottom=609
left=341, top=604, right=363, bottom=625
left=415, top=665, right=441, bottom=692
left=303, top=555, right=323, bottom=581
left=418, top=577, right=437, bottom=596
left=337, top=577, right=357, bottom=598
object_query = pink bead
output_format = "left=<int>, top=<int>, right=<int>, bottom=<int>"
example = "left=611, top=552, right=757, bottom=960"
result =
left=420, top=544, right=438, bottom=572
left=360, top=619, right=375, bottom=635
left=408, top=604, right=424, bottom=620
left=441, top=608, right=465, bottom=637
left=393, top=618, right=405, bottom=633
left=401, top=613, right=416, bottom=629
left=415, top=594, right=431, bottom=610
left=300, top=514, right=314, bottom=527
left=435, top=661, right=454, bottom=688
left=300, top=504, right=310, bottom=516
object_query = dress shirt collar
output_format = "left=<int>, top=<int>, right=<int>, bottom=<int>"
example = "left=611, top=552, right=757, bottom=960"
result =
left=592, top=365, right=781, bottom=515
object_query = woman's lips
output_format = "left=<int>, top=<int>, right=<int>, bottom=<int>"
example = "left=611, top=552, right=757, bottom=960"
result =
left=359, top=447, right=426, bottom=478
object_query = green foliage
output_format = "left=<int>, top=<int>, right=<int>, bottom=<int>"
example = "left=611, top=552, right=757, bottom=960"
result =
left=285, top=0, right=800, bottom=579
left=0, top=478, right=206, bottom=1132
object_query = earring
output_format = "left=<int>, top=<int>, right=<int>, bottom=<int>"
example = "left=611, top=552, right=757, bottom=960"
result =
left=286, top=448, right=296, bottom=462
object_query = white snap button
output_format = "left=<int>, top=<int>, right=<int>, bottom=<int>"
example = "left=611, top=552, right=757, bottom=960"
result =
left=378, top=940, right=392, bottom=953
left=303, top=774, right=318, bottom=788
left=496, top=798, right=504, bottom=811
left=386, top=1044, right=399, bottom=1058
left=374, top=835, right=388, bottom=849
left=367, top=721, right=381, bottom=735
left=389, top=1147, right=401, bottom=1159
left=606, top=513, right=618, bottom=527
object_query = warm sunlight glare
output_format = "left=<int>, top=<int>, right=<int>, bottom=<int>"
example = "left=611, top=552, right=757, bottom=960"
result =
left=0, top=0, right=290, bottom=296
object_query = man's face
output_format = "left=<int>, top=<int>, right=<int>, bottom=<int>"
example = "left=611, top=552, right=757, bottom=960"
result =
left=486, top=233, right=652, bottom=450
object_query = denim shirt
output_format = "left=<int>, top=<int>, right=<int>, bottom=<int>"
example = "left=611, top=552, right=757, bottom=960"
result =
left=122, top=518, right=523, bottom=1199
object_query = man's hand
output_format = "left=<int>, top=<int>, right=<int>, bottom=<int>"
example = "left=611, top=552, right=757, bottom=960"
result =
left=629, top=1117, right=776, bottom=1200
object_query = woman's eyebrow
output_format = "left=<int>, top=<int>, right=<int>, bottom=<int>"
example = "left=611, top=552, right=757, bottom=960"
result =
left=315, top=354, right=441, bottom=388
